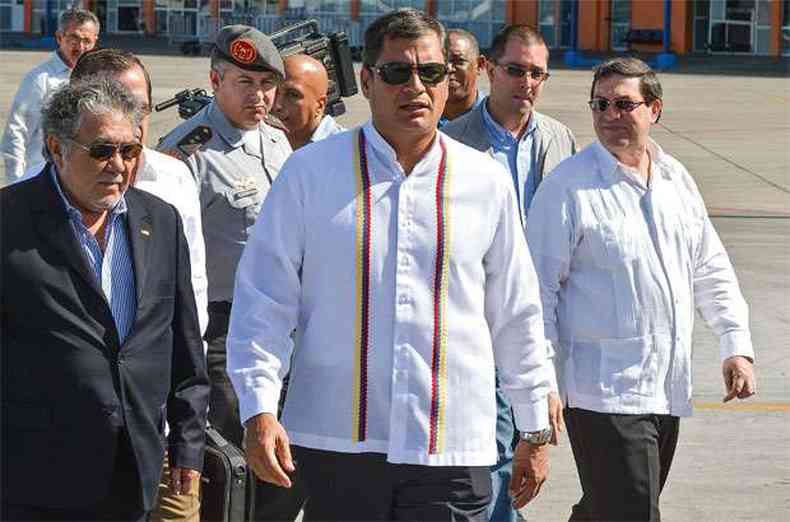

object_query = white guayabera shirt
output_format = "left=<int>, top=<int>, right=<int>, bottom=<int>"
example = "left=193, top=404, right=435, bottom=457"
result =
left=1, top=52, right=71, bottom=181
left=527, top=141, right=754, bottom=417
left=135, top=148, right=209, bottom=342
left=227, top=121, right=555, bottom=466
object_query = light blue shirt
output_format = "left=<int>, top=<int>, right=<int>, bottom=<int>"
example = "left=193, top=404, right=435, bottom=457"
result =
left=438, top=91, right=483, bottom=129
left=310, top=115, right=346, bottom=143
left=50, top=165, right=137, bottom=343
left=481, top=98, right=538, bottom=225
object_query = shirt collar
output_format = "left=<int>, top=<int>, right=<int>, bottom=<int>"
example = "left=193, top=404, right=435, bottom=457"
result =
left=363, top=120, right=443, bottom=180
left=438, top=91, right=482, bottom=129
left=49, top=164, right=128, bottom=223
left=134, top=146, right=155, bottom=183
left=311, top=115, right=341, bottom=143
left=207, top=100, right=260, bottom=150
left=481, top=96, right=537, bottom=148
left=593, top=139, right=671, bottom=185
left=51, top=51, right=71, bottom=74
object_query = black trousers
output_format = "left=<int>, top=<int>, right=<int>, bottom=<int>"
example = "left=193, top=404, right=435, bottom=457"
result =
left=205, top=302, right=306, bottom=522
left=2, top=431, right=148, bottom=521
left=565, top=407, right=680, bottom=522
left=294, top=446, right=491, bottom=521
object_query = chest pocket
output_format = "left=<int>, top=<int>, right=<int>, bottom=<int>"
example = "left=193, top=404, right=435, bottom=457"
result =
left=226, top=185, right=264, bottom=235
left=679, top=216, right=704, bottom=263
left=587, top=218, right=642, bottom=270
left=228, top=186, right=262, bottom=210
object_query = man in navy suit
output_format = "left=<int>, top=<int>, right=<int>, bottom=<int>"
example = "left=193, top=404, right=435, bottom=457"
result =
left=1, top=77, right=209, bottom=521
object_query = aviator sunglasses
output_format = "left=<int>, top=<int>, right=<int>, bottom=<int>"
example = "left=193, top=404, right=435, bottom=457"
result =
left=67, top=139, right=144, bottom=162
left=588, top=98, right=648, bottom=113
left=496, top=62, right=551, bottom=82
left=367, top=62, right=448, bottom=85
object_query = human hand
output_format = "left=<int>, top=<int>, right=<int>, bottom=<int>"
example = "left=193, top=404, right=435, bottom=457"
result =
left=169, top=466, right=200, bottom=495
left=244, top=413, right=295, bottom=487
left=547, top=392, right=565, bottom=445
left=722, top=356, right=756, bottom=402
left=509, top=439, right=549, bottom=509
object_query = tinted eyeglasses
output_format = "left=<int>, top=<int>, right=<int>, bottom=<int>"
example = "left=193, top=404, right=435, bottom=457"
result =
left=68, top=139, right=144, bottom=162
left=368, top=62, right=448, bottom=86
left=588, top=98, right=648, bottom=113
left=496, top=63, right=550, bottom=82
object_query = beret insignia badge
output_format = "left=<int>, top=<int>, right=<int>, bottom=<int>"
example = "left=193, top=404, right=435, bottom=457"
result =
left=230, top=38, right=257, bottom=65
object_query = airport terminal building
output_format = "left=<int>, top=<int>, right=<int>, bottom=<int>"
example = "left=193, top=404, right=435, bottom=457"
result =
left=1, top=0, right=788, bottom=57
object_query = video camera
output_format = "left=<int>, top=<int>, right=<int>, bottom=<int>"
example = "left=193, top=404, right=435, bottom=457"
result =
left=155, top=19, right=358, bottom=120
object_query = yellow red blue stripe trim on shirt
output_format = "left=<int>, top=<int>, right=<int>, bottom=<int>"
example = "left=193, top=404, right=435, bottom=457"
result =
left=429, top=138, right=451, bottom=455
left=352, top=129, right=373, bottom=443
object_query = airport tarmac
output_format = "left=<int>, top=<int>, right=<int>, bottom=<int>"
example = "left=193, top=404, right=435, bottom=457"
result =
left=1, top=49, right=788, bottom=520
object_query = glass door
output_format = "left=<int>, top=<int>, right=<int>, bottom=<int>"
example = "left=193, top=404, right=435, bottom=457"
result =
left=693, top=0, right=710, bottom=52
left=434, top=0, right=507, bottom=51
left=781, top=0, right=789, bottom=56
left=709, top=0, right=755, bottom=53
left=610, top=0, right=631, bottom=51
left=538, top=0, right=573, bottom=49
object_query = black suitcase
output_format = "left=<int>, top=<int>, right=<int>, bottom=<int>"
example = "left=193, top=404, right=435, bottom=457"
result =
left=200, top=426, right=256, bottom=522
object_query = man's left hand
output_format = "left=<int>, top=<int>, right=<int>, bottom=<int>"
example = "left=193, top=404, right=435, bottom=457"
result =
left=547, top=392, right=565, bottom=445
left=509, top=440, right=549, bottom=509
left=169, top=466, right=201, bottom=496
left=722, top=355, right=756, bottom=402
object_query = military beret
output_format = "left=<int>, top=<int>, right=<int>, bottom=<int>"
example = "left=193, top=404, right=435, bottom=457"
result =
left=214, top=24, right=284, bottom=77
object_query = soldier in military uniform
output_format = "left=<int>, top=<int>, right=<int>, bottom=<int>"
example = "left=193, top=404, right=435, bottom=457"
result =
left=157, top=25, right=295, bottom=520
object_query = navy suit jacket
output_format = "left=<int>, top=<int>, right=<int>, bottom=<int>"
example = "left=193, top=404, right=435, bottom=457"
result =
left=1, top=168, right=209, bottom=510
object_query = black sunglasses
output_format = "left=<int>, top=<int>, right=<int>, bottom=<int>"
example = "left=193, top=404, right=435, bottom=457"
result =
left=368, top=62, right=448, bottom=86
left=588, top=98, right=648, bottom=113
left=496, top=62, right=551, bottom=82
left=68, top=139, right=144, bottom=162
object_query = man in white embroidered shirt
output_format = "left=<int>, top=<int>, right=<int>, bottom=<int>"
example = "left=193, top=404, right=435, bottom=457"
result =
left=228, top=8, right=556, bottom=521
left=526, top=57, right=757, bottom=521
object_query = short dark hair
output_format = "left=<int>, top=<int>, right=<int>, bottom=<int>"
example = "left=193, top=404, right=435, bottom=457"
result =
left=58, top=7, right=100, bottom=33
left=447, top=28, right=480, bottom=58
left=488, top=25, right=546, bottom=63
left=591, top=57, right=663, bottom=104
left=71, top=48, right=152, bottom=107
left=209, top=46, right=233, bottom=76
left=363, top=8, right=446, bottom=66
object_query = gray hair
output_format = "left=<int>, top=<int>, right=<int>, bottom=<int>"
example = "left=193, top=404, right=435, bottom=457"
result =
left=448, top=28, right=480, bottom=59
left=42, top=77, right=143, bottom=158
left=210, top=47, right=231, bottom=77
left=58, top=7, right=100, bottom=33
left=363, top=8, right=446, bottom=66
left=591, top=57, right=663, bottom=104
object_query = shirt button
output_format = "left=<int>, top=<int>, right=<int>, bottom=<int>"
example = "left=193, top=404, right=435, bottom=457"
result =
left=398, top=295, right=408, bottom=305
left=400, top=255, right=411, bottom=266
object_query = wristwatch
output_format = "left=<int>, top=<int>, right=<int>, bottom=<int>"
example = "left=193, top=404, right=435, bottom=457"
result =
left=520, top=427, right=553, bottom=445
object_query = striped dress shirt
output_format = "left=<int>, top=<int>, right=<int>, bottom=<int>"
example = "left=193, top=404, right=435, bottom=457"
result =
left=50, top=166, right=137, bottom=343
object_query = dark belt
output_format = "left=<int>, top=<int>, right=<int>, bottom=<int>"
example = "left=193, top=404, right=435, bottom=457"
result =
left=208, top=301, right=232, bottom=315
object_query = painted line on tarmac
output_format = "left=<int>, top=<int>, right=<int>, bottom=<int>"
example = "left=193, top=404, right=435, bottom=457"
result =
left=694, top=401, right=790, bottom=412
left=658, top=123, right=790, bottom=195
left=708, top=207, right=790, bottom=219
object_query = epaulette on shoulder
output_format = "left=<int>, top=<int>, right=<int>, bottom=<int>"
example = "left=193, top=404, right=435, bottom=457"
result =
left=173, top=125, right=213, bottom=159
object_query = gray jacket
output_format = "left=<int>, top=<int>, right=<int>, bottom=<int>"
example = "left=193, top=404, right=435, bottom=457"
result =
left=442, top=101, right=577, bottom=184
